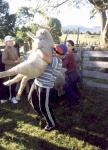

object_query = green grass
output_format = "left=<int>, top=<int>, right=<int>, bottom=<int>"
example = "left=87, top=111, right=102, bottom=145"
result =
left=60, top=34, right=100, bottom=46
left=0, top=88, right=108, bottom=150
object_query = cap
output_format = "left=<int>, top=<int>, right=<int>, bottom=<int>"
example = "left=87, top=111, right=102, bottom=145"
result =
left=16, top=38, right=24, bottom=45
left=59, top=44, right=67, bottom=55
left=4, top=36, right=13, bottom=42
left=55, top=44, right=67, bottom=55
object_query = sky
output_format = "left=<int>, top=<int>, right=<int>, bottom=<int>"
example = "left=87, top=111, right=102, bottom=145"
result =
left=7, top=0, right=101, bottom=28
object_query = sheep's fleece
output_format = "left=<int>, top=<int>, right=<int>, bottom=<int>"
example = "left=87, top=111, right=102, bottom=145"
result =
left=54, top=70, right=66, bottom=97
left=0, top=29, right=54, bottom=99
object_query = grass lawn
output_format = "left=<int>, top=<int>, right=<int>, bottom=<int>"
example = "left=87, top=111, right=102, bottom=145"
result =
left=60, top=34, right=100, bottom=46
left=0, top=87, right=108, bottom=150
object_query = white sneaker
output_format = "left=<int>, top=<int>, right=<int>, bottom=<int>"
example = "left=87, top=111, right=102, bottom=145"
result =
left=11, top=97, right=18, bottom=104
left=0, top=100, right=8, bottom=104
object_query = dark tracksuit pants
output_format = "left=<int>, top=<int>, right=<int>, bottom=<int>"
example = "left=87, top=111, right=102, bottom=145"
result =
left=9, top=76, right=17, bottom=99
left=64, top=70, right=82, bottom=102
left=0, top=78, right=9, bottom=100
left=28, top=81, right=56, bottom=127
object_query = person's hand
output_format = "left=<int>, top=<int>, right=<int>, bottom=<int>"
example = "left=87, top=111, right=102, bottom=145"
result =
left=37, top=49, right=52, bottom=64
left=17, top=57, right=20, bottom=62
left=15, top=58, right=20, bottom=64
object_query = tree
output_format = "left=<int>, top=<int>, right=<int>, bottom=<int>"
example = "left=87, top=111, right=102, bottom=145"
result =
left=85, top=31, right=92, bottom=35
left=48, top=18, right=62, bottom=43
left=51, top=0, right=108, bottom=49
left=16, top=7, right=34, bottom=26
left=16, top=24, right=39, bottom=48
left=88, top=0, right=108, bottom=49
left=0, top=0, right=17, bottom=39
left=16, top=0, right=108, bottom=48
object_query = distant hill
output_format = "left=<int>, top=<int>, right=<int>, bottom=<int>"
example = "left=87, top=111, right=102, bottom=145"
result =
left=62, top=25, right=101, bottom=32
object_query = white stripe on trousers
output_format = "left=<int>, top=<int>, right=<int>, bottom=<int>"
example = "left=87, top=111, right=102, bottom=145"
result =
left=39, top=87, right=55, bottom=126
left=9, top=76, right=12, bottom=99
left=45, top=88, right=55, bottom=126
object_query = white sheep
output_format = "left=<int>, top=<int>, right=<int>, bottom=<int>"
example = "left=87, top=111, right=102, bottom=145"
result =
left=0, top=29, right=54, bottom=99
left=54, top=68, right=66, bottom=97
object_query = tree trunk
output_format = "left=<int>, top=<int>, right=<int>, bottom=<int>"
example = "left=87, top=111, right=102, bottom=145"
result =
left=98, top=10, right=108, bottom=50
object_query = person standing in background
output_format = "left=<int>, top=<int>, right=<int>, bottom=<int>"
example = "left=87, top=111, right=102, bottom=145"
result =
left=14, top=38, right=24, bottom=57
left=0, top=51, right=9, bottom=104
left=2, top=35, right=20, bottom=104
left=62, top=40, right=82, bottom=106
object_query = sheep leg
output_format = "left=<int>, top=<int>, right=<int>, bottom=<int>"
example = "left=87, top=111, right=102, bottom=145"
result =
left=60, top=85, right=65, bottom=96
left=0, top=61, right=29, bottom=79
left=26, top=31, right=35, bottom=40
left=3, top=74, right=24, bottom=86
left=58, top=86, right=62, bottom=97
left=55, top=85, right=61, bottom=97
left=16, top=76, right=30, bottom=99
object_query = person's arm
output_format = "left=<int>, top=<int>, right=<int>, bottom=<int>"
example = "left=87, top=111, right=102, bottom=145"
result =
left=37, top=49, right=52, bottom=64
left=62, top=54, right=70, bottom=68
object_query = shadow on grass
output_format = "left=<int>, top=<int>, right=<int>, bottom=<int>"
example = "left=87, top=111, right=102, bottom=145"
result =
left=0, top=106, right=69, bottom=150
left=0, top=121, right=69, bottom=150
left=55, top=89, right=108, bottom=150
left=57, top=124, right=108, bottom=150
left=0, top=88, right=108, bottom=150
left=3, top=130, right=69, bottom=150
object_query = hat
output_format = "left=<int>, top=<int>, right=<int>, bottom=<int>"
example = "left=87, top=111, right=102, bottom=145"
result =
left=55, top=44, right=67, bottom=55
left=4, top=36, right=13, bottom=42
left=16, top=38, right=24, bottom=45
left=59, top=44, right=67, bottom=55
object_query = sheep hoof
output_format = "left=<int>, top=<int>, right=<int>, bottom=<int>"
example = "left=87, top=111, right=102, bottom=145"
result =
left=16, top=93, right=21, bottom=99
left=16, top=96, right=20, bottom=100
left=58, top=93, right=61, bottom=97
left=3, top=81, right=11, bottom=86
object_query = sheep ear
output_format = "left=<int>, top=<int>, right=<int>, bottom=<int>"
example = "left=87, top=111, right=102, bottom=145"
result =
left=26, top=31, right=36, bottom=40
left=41, top=29, right=46, bottom=35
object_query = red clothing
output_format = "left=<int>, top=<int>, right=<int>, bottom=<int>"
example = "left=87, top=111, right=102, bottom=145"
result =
left=62, top=51, right=77, bottom=75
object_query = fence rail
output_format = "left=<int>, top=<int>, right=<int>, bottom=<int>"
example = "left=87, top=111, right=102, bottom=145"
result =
left=83, top=80, right=108, bottom=91
left=0, top=44, right=108, bottom=91
left=81, top=70, right=108, bottom=80
left=0, top=46, right=5, bottom=51
left=78, top=49, right=108, bottom=91
left=82, top=51, right=108, bottom=58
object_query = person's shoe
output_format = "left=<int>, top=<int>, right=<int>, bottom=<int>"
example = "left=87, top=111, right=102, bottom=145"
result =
left=36, top=114, right=44, bottom=121
left=44, top=124, right=56, bottom=131
left=11, top=97, right=18, bottom=104
left=0, top=100, right=8, bottom=104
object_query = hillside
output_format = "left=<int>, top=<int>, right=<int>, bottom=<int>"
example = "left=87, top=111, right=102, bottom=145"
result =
left=62, top=25, right=101, bottom=32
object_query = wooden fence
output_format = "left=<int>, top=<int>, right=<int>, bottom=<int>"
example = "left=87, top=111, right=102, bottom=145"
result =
left=0, top=46, right=5, bottom=51
left=77, top=49, right=108, bottom=91
left=0, top=45, right=108, bottom=91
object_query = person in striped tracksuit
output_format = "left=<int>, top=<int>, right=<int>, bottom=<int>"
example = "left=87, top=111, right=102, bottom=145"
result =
left=28, top=44, right=67, bottom=131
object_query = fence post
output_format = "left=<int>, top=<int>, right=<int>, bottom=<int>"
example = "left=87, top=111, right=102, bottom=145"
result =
left=78, top=48, right=83, bottom=69
left=24, top=43, right=29, bottom=55
left=78, top=48, right=83, bottom=89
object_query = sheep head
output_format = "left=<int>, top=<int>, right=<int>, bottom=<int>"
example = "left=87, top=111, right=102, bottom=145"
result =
left=27, top=29, right=54, bottom=56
